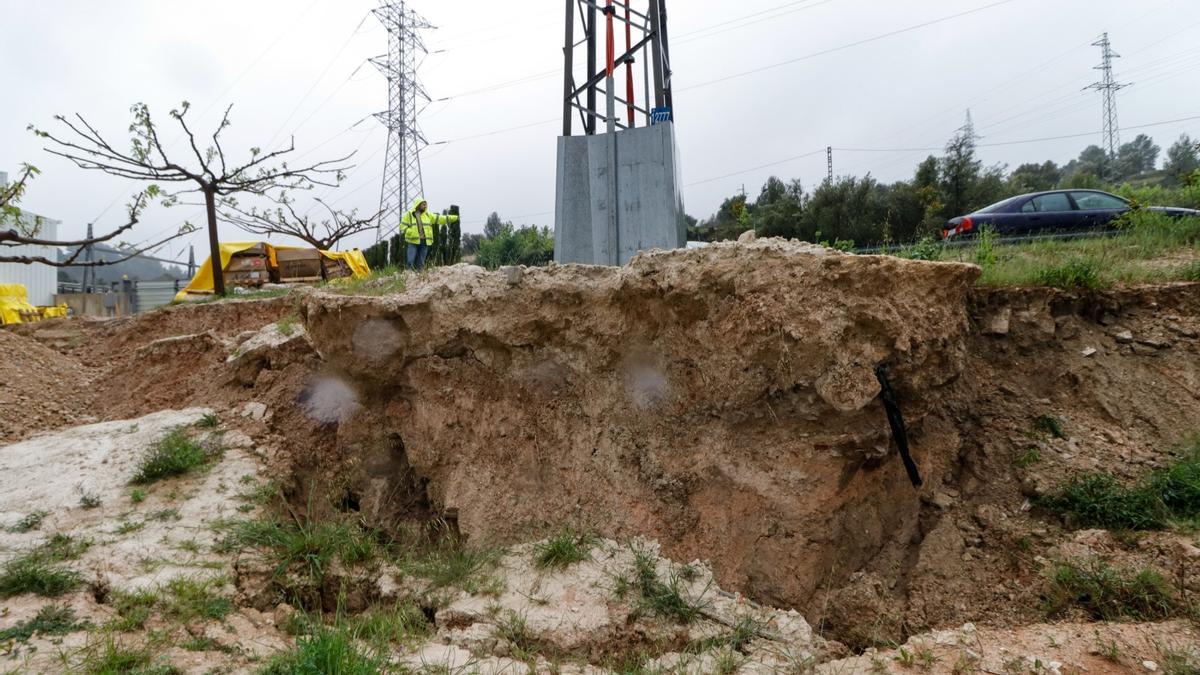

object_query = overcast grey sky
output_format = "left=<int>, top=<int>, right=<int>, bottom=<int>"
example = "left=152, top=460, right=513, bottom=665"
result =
left=3, top=0, right=1198, bottom=264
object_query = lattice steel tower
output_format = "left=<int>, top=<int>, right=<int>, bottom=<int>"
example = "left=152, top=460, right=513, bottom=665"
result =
left=372, top=1, right=434, bottom=240
left=1086, top=32, right=1130, bottom=164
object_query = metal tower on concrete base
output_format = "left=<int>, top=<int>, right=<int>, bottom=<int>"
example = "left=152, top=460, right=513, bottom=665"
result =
left=555, top=0, right=684, bottom=267
left=1086, top=32, right=1130, bottom=166
left=372, top=1, right=434, bottom=241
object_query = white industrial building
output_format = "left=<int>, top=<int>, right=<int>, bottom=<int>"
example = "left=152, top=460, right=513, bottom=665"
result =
left=0, top=170, right=61, bottom=306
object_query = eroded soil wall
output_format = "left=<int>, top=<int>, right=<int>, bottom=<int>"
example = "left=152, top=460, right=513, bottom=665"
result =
left=303, top=242, right=980, bottom=610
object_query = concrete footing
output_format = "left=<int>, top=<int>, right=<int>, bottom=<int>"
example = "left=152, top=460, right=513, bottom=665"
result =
left=553, top=122, right=686, bottom=266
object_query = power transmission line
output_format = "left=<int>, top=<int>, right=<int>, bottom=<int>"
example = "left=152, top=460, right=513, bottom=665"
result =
left=678, top=0, right=1020, bottom=92
left=372, top=1, right=435, bottom=242
left=1086, top=32, right=1131, bottom=165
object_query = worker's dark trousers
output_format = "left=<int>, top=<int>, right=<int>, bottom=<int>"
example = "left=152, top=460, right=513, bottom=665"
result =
left=406, top=242, right=429, bottom=270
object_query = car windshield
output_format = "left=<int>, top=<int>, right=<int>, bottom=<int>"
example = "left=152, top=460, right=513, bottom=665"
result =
left=974, top=197, right=1019, bottom=214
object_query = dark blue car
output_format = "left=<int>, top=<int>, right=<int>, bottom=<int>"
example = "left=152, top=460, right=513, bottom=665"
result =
left=942, top=189, right=1199, bottom=239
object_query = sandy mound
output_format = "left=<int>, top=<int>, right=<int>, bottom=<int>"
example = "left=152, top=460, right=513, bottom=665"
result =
left=0, top=329, right=96, bottom=444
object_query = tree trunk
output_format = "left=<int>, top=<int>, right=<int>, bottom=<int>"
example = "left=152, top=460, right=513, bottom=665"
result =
left=204, top=186, right=226, bottom=296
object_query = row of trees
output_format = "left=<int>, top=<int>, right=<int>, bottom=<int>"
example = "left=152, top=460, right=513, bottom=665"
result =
left=468, top=212, right=554, bottom=269
left=695, top=131, right=1200, bottom=247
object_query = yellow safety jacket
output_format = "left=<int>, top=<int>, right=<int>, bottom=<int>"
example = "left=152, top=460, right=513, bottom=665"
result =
left=401, top=197, right=459, bottom=245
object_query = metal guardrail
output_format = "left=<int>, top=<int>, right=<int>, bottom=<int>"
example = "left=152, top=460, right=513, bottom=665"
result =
left=852, top=228, right=1121, bottom=255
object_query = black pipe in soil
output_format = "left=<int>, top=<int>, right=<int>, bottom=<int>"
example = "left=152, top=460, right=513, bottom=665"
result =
left=875, top=363, right=923, bottom=488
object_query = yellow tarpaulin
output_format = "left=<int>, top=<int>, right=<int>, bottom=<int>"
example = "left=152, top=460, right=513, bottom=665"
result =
left=0, top=284, right=40, bottom=325
left=320, top=249, right=371, bottom=279
left=174, top=243, right=371, bottom=302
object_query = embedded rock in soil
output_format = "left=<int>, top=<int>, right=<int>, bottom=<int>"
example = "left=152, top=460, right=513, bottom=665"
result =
left=301, top=241, right=980, bottom=613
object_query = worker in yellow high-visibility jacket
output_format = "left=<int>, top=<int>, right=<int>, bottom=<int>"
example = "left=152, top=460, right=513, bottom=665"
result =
left=401, top=197, right=459, bottom=271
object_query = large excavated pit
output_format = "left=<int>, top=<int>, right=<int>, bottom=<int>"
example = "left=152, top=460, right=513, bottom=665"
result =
left=300, top=241, right=980, bottom=615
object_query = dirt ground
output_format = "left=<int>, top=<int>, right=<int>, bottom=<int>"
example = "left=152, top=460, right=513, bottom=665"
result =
left=2, top=242, right=1200, bottom=673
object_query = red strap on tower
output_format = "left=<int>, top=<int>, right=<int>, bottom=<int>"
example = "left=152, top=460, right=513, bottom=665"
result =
left=605, top=0, right=615, bottom=77
left=625, top=2, right=635, bottom=125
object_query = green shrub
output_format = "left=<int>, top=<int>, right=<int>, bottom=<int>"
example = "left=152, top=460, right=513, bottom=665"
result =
left=476, top=224, right=554, bottom=270
left=896, top=237, right=943, bottom=261
left=130, top=429, right=215, bottom=485
left=1042, top=559, right=1177, bottom=620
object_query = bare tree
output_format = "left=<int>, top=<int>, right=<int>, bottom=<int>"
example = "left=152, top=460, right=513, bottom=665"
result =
left=220, top=192, right=379, bottom=250
left=2, top=163, right=193, bottom=267
left=31, top=102, right=353, bottom=294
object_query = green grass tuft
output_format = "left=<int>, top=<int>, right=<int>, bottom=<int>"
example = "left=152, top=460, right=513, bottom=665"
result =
left=532, top=527, right=598, bottom=570
left=626, top=545, right=708, bottom=624
left=1034, top=258, right=1104, bottom=289
left=196, top=412, right=220, bottom=428
left=258, top=625, right=385, bottom=675
left=130, top=428, right=218, bottom=485
left=401, top=538, right=501, bottom=593
left=6, top=510, right=49, bottom=533
left=1033, top=414, right=1066, bottom=439
left=349, top=601, right=431, bottom=650
left=1042, top=558, right=1178, bottom=621
left=217, top=512, right=378, bottom=594
left=1014, top=447, right=1042, bottom=468
left=0, top=535, right=89, bottom=598
left=162, top=576, right=231, bottom=623
left=1040, top=443, right=1200, bottom=530
left=0, top=604, right=89, bottom=641
left=76, top=635, right=181, bottom=674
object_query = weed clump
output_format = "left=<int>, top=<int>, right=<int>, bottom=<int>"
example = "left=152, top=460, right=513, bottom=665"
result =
left=0, top=604, right=89, bottom=641
left=0, top=534, right=89, bottom=598
left=6, top=510, right=49, bottom=533
left=532, top=527, right=597, bottom=570
left=1034, top=258, right=1104, bottom=289
left=259, top=625, right=384, bottom=674
left=1040, top=443, right=1200, bottom=530
left=1033, top=414, right=1066, bottom=439
left=349, top=602, right=431, bottom=650
left=623, top=545, right=708, bottom=624
left=76, top=636, right=180, bottom=675
left=1042, top=559, right=1177, bottom=620
left=130, top=428, right=219, bottom=485
left=0, top=558, right=82, bottom=598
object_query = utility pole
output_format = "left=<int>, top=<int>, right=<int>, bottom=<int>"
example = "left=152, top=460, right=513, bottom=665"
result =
left=187, top=244, right=196, bottom=278
left=960, top=109, right=977, bottom=145
left=372, top=1, right=434, bottom=241
left=81, top=222, right=94, bottom=293
left=826, top=146, right=833, bottom=183
left=1086, top=32, right=1130, bottom=171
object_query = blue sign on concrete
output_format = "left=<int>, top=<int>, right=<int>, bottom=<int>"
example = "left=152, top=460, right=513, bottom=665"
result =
left=650, top=107, right=673, bottom=124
